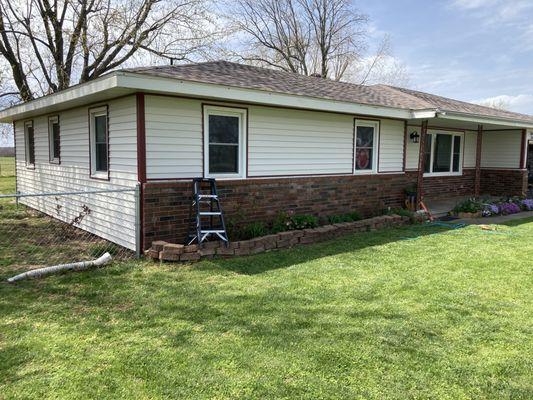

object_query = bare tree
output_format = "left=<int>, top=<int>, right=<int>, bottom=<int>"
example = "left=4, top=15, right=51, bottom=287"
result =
left=0, top=0, right=215, bottom=101
left=226, top=0, right=367, bottom=81
left=476, top=97, right=511, bottom=111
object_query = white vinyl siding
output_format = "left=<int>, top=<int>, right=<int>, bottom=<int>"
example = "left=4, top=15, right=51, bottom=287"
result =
left=145, top=95, right=203, bottom=179
left=405, top=126, right=421, bottom=170
left=481, top=130, right=522, bottom=169
left=14, top=95, right=138, bottom=250
left=463, top=130, right=478, bottom=168
left=248, top=106, right=353, bottom=176
left=378, top=119, right=404, bottom=172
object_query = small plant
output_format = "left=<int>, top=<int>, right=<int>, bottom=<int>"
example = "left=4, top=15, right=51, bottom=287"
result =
left=387, top=207, right=415, bottom=221
left=289, top=214, right=318, bottom=230
left=327, top=212, right=361, bottom=224
left=520, top=198, right=533, bottom=211
left=499, top=202, right=521, bottom=215
left=271, top=211, right=292, bottom=233
left=482, top=204, right=500, bottom=217
left=238, top=221, right=268, bottom=240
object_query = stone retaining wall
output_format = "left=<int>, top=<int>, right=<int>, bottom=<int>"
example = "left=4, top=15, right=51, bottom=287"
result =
left=146, top=214, right=411, bottom=262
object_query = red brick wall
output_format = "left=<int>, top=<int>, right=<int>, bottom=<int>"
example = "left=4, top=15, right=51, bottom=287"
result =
left=480, top=169, right=527, bottom=197
left=142, top=168, right=525, bottom=248
left=143, top=174, right=417, bottom=248
left=421, top=169, right=476, bottom=200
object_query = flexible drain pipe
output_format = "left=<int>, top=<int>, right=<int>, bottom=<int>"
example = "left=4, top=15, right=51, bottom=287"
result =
left=7, top=252, right=112, bottom=283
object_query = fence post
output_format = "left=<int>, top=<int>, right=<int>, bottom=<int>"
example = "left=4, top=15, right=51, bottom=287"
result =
left=134, top=183, right=142, bottom=258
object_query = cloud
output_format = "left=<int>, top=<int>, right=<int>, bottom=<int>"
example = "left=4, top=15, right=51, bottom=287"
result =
left=472, top=94, right=533, bottom=115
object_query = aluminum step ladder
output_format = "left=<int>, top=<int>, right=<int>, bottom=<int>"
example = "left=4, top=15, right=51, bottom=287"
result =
left=187, top=178, right=229, bottom=246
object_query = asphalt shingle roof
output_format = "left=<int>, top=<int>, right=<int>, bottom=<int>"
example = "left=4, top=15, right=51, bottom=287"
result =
left=123, top=61, right=533, bottom=123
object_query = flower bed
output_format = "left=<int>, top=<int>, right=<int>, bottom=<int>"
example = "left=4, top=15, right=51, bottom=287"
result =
left=452, top=197, right=533, bottom=218
left=146, top=214, right=413, bottom=262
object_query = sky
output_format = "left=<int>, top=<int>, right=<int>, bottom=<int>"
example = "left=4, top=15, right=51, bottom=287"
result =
left=359, top=0, right=533, bottom=114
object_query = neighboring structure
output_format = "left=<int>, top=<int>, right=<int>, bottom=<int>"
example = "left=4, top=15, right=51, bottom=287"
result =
left=0, top=61, right=532, bottom=251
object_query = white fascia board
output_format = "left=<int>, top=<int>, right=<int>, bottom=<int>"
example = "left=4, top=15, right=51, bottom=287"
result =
left=410, top=109, right=437, bottom=119
left=116, top=72, right=414, bottom=119
left=437, top=111, right=533, bottom=129
left=0, top=74, right=120, bottom=122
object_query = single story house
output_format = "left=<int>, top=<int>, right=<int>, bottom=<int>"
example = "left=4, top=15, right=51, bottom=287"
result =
left=1, top=61, right=532, bottom=251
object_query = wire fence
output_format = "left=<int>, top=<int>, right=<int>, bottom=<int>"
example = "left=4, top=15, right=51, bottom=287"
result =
left=0, top=186, right=140, bottom=278
left=0, top=156, right=15, bottom=177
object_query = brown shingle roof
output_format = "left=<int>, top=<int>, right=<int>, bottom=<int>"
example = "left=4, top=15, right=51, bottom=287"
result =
left=123, top=61, right=533, bottom=123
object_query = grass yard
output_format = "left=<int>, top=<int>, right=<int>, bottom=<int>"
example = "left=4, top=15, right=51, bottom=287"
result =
left=1, top=207, right=532, bottom=398
left=0, top=156, right=15, bottom=177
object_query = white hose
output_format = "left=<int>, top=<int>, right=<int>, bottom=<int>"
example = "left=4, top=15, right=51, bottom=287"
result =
left=7, top=252, right=113, bottom=283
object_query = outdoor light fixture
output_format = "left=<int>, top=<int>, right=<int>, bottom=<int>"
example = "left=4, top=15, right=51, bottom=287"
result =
left=410, top=131, right=420, bottom=143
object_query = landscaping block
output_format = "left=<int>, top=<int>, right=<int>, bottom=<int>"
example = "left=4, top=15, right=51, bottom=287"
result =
left=151, top=240, right=168, bottom=252
left=163, top=243, right=185, bottom=255
left=180, top=252, right=201, bottom=261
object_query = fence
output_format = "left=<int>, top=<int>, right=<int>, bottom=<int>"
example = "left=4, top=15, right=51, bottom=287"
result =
left=0, top=156, right=15, bottom=177
left=0, top=186, right=141, bottom=276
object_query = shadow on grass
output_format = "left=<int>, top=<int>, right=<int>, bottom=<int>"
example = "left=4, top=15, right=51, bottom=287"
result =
left=199, top=223, right=458, bottom=275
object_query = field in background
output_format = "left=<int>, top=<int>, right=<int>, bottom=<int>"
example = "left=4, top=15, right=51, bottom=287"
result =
left=0, top=156, right=15, bottom=177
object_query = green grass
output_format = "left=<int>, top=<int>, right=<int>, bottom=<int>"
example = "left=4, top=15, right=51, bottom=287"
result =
left=0, top=156, right=15, bottom=177
left=1, top=217, right=532, bottom=399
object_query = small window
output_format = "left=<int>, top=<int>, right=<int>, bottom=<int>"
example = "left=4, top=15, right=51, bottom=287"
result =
left=424, top=132, right=463, bottom=175
left=48, top=116, right=60, bottom=163
left=204, top=106, right=246, bottom=178
left=24, top=121, right=35, bottom=167
left=354, top=120, right=379, bottom=173
left=89, top=106, right=109, bottom=178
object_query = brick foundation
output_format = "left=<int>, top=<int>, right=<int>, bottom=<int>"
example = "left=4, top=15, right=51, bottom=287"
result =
left=480, top=169, right=528, bottom=197
left=142, top=168, right=526, bottom=248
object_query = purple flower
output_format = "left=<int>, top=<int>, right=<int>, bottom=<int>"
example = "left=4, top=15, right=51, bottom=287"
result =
left=489, top=204, right=499, bottom=214
left=499, top=202, right=521, bottom=215
left=521, top=199, right=533, bottom=211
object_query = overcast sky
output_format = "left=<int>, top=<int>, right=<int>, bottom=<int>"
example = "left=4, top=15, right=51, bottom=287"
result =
left=360, top=0, right=533, bottom=114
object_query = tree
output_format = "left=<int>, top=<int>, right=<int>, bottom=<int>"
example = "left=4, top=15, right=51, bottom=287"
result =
left=0, top=0, right=215, bottom=101
left=224, top=0, right=406, bottom=84
left=476, top=97, right=510, bottom=111
left=225, top=0, right=367, bottom=81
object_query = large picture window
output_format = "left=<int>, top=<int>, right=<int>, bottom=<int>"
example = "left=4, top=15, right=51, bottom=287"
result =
left=24, top=121, right=35, bottom=167
left=424, top=132, right=462, bottom=175
left=89, top=106, right=109, bottom=178
left=204, top=106, right=246, bottom=178
left=354, top=120, right=379, bottom=173
left=48, top=116, right=60, bottom=163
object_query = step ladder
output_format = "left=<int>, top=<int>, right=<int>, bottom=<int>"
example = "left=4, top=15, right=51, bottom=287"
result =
left=187, top=178, right=229, bottom=246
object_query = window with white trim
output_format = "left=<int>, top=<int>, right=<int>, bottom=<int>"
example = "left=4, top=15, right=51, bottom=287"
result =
left=354, top=120, right=379, bottom=173
left=89, top=106, right=108, bottom=177
left=48, top=116, right=60, bottom=163
left=24, top=121, right=35, bottom=167
left=424, top=132, right=463, bottom=175
left=204, top=106, right=246, bottom=178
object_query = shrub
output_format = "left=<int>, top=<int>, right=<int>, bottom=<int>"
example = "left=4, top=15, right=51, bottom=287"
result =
left=453, top=198, right=483, bottom=214
left=482, top=204, right=500, bottom=217
left=271, top=212, right=292, bottom=234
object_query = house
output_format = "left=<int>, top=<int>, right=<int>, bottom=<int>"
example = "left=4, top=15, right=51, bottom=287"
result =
left=1, top=61, right=532, bottom=252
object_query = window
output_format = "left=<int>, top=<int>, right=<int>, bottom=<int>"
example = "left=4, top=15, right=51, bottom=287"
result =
left=204, top=106, right=246, bottom=178
left=89, top=106, right=109, bottom=178
left=354, top=120, right=379, bottom=173
left=24, top=121, right=35, bottom=167
left=424, top=132, right=463, bottom=175
left=48, top=116, right=60, bottom=163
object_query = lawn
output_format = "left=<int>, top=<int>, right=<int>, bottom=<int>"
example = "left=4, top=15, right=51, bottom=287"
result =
left=0, top=214, right=532, bottom=398
left=0, top=156, right=15, bottom=177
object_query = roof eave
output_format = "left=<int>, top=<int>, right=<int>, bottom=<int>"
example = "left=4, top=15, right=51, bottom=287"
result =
left=436, top=110, right=533, bottom=129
